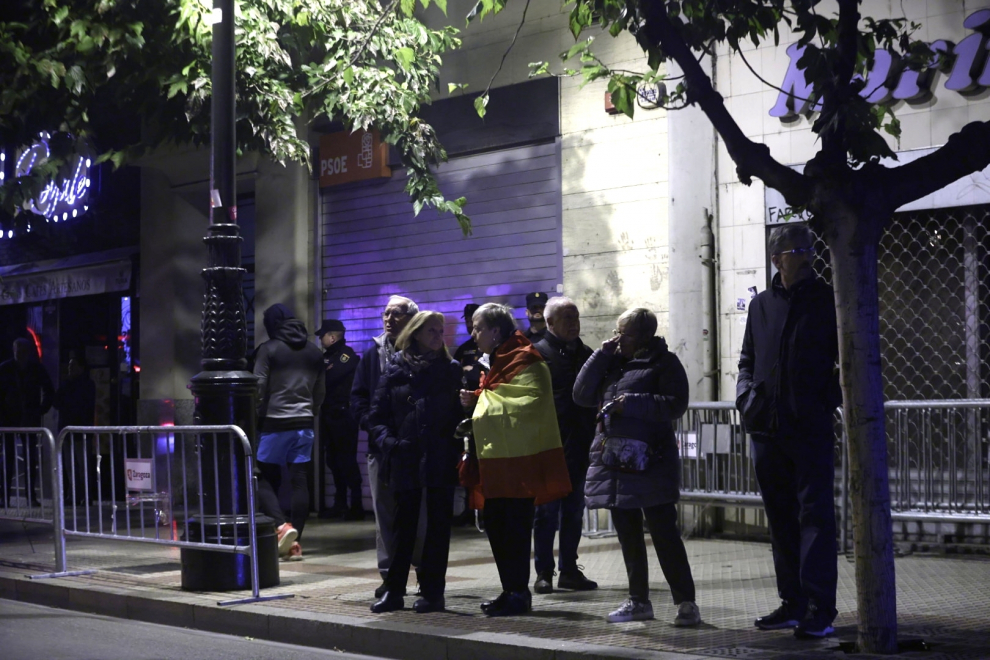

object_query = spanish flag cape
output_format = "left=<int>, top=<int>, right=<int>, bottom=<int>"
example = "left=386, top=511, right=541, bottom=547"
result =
left=470, top=330, right=571, bottom=507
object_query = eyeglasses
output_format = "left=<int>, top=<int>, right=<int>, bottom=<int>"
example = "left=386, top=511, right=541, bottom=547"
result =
left=774, top=246, right=816, bottom=257
left=612, top=329, right=636, bottom=339
left=382, top=311, right=413, bottom=321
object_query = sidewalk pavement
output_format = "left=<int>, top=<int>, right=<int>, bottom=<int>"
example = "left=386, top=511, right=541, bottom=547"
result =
left=1, top=514, right=989, bottom=660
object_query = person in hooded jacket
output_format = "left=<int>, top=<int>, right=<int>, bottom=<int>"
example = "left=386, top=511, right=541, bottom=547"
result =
left=366, top=311, right=463, bottom=614
left=254, top=304, right=325, bottom=562
left=573, top=308, right=700, bottom=627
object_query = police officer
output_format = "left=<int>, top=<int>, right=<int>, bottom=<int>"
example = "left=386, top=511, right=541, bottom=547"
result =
left=524, top=292, right=548, bottom=341
left=316, top=319, right=363, bottom=520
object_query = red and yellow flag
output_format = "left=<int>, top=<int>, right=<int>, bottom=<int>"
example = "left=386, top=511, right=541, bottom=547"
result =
left=470, top=331, right=571, bottom=506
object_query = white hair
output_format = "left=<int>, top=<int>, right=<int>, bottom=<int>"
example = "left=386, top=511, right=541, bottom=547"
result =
left=386, top=295, right=419, bottom=314
left=544, top=296, right=577, bottom=323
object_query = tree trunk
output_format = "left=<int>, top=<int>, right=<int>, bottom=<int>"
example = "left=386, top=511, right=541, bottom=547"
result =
left=828, top=212, right=898, bottom=653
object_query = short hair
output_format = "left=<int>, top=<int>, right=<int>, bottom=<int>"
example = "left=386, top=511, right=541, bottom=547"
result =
left=472, top=303, right=517, bottom=340
left=617, top=308, right=658, bottom=341
left=395, top=311, right=451, bottom=359
left=768, top=224, right=814, bottom=255
left=544, top=296, right=577, bottom=323
left=385, top=295, right=419, bottom=315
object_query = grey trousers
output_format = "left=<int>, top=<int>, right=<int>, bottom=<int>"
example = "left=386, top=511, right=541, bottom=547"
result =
left=367, top=453, right=426, bottom=576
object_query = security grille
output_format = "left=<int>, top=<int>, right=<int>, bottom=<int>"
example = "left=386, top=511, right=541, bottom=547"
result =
left=780, top=204, right=990, bottom=401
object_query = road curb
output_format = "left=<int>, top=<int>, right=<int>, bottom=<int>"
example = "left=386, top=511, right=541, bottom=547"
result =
left=0, top=571, right=708, bottom=660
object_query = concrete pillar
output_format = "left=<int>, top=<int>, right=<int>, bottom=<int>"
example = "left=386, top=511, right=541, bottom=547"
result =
left=667, top=57, right=718, bottom=401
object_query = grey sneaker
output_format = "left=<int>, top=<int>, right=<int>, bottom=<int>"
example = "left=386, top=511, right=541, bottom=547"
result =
left=607, top=598, right=654, bottom=623
left=674, top=601, right=701, bottom=626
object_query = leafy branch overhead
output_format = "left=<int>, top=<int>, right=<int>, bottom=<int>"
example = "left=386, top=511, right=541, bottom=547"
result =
left=0, top=0, right=470, bottom=232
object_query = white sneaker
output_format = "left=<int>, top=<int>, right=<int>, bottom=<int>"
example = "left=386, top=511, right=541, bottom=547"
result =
left=607, top=599, right=654, bottom=623
left=674, top=600, right=701, bottom=626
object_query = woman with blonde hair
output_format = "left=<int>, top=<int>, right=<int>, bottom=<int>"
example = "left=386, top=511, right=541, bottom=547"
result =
left=367, top=311, right=463, bottom=613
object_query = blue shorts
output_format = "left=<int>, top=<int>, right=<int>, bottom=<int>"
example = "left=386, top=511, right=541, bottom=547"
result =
left=257, top=429, right=314, bottom=465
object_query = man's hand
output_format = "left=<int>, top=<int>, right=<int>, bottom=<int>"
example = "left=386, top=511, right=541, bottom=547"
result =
left=459, top=389, right=478, bottom=409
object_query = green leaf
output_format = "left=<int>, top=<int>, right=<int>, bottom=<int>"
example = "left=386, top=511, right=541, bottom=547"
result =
left=473, top=93, right=488, bottom=119
left=343, top=66, right=354, bottom=85
left=395, top=47, right=415, bottom=70
left=400, top=0, right=416, bottom=18
left=447, top=82, right=468, bottom=94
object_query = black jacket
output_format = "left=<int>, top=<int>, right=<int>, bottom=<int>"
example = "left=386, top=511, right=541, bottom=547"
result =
left=255, top=318, right=326, bottom=432
left=54, top=374, right=96, bottom=430
left=533, top=332, right=596, bottom=476
left=321, top=342, right=358, bottom=414
left=350, top=332, right=395, bottom=434
left=367, top=352, right=463, bottom=492
left=0, top=359, right=54, bottom=426
left=736, top=273, right=840, bottom=437
left=453, top=337, right=487, bottom=391
left=574, top=337, right=688, bottom=509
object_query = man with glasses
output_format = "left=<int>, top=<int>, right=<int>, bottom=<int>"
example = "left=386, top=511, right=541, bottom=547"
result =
left=351, top=295, right=419, bottom=597
left=736, top=224, right=841, bottom=639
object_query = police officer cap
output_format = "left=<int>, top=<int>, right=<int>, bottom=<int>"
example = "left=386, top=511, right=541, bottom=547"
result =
left=463, top=303, right=480, bottom=319
left=525, top=292, right=547, bottom=309
left=315, top=319, right=345, bottom=336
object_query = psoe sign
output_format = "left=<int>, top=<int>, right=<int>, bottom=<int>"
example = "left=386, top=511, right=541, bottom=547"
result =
left=318, top=129, right=391, bottom=188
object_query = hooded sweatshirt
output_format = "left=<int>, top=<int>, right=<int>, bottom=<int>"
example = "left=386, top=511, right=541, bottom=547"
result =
left=255, top=305, right=326, bottom=432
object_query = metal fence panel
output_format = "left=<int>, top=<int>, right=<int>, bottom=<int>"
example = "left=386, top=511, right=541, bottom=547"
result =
left=0, top=428, right=57, bottom=525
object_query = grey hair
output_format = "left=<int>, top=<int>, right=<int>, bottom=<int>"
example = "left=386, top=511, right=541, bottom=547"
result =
left=386, top=295, right=419, bottom=315
left=617, top=308, right=658, bottom=340
left=473, top=302, right=517, bottom=340
left=768, top=224, right=814, bottom=256
left=544, top=296, right=577, bottom=323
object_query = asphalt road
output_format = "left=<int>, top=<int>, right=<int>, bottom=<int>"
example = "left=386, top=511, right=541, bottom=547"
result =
left=0, top=598, right=388, bottom=660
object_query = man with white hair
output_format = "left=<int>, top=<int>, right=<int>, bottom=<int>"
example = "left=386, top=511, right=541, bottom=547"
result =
left=531, top=297, right=598, bottom=594
left=351, top=295, right=419, bottom=597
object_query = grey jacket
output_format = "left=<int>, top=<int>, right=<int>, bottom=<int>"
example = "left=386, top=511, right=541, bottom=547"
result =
left=573, top=337, right=688, bottom=510
left=255, top=318, right=326, bottom=432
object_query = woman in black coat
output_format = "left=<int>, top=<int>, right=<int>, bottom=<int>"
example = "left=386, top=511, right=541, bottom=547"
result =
left=573, top=308, right=700, bottom=627
left=367, top=311, right=463, bottom=614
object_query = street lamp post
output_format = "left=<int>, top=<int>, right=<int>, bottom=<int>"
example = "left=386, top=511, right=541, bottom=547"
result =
left=180, top=0, right=279, bottom=591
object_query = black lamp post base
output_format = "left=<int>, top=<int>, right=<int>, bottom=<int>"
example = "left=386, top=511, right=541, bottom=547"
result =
left=180, top=515, right=280, bottom=591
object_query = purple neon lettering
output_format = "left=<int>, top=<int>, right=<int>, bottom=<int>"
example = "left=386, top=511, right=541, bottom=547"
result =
left=768, top=44, right=822, bottom=119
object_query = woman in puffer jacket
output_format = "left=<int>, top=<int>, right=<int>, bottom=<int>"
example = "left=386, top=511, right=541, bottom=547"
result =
left=573, top=308, right=700, bottom=627
left=367, top=311, right=463, bottom=614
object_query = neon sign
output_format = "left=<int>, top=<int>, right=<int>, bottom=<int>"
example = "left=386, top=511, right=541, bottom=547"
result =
left=13, top=132, right=92, bottom=224
left=770, top=9, right=990, bottom=119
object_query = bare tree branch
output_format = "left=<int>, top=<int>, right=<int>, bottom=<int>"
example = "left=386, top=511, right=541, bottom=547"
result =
left=349, top=0, right=402, bottom=67
left=880, top=120, right=990, bottom=209
left=481, top=0, right=532, bottom=101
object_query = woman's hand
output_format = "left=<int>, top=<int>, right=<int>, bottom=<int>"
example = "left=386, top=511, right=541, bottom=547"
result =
left=459, top=389, right=478, bottom=409
left=602, top=335, right=621, bottom=356
left=609, top=394, right=626, bottom=414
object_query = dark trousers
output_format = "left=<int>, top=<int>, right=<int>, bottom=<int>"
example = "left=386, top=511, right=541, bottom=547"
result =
left=385, top=486, right=455, bottom=599
left=752, top=434, right=838, bottom=616
left=321, top=413, right=361, bottom=507
left=611, top=503, right=696, bottom=605
left=484, top=497, right=535, bottom=593
left=533, top=473, right=586, bottom=575
left=257, top=461, right=310, bottom=538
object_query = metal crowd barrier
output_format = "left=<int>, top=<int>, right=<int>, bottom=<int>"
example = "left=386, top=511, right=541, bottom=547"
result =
left=886, top=400, right=990, bottom=523
left=26, top=425, right=290, bottom=607
left=0, top=428, right=57, bottom=525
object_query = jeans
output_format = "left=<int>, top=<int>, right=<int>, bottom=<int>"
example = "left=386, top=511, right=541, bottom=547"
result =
left=611, top=503, right=696, bottom=605
left=533, top=474, right=586, bottom=575
left=752, top=432, right=838, bottom=617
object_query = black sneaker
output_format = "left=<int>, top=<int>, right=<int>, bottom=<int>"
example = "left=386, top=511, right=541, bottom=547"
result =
left=485, top=590, right=532, bottom=617
left=795, top=609, right=835, bottom=639
left=755, top=603, right=805, bottom=630
left=533, top=570, right=555, bottom=594
left=557, top=568, right=598, bottom=591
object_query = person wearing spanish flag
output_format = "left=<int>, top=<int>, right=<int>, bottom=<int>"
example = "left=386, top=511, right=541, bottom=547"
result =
left=459, top=303, right=572, bottom=617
